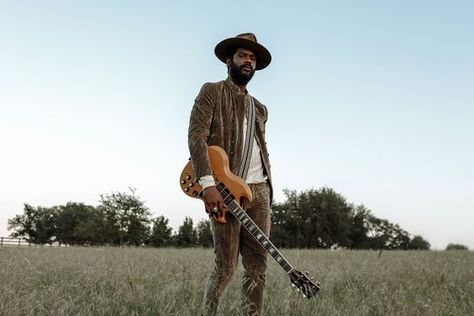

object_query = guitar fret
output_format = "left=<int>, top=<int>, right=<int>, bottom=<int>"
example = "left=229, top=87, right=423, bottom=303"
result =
left=282, top=262, right=292, bottom=272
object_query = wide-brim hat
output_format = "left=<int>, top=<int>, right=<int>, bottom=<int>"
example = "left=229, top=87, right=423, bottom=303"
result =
left=214, top=33, right=271, bottom=70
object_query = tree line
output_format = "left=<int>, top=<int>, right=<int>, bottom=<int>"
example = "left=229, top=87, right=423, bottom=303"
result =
left=8, top=187, right=432, bottom=250
left=7, top=189, right=209, bottom=248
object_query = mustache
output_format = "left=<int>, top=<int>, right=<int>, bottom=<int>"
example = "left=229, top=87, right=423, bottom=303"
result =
left=240, top=64, right=253, bottom=70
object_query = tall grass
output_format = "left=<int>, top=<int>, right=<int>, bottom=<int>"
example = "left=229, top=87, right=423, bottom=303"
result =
left=0, top=247, right=472, bottom=315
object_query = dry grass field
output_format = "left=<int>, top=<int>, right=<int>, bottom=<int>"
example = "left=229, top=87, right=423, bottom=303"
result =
left=0, top=247, right=473, bottom=315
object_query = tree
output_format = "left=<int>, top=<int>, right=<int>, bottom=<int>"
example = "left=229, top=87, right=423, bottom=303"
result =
left=148, top=215, right=173, bottom=247
left=98, top=188, right=151, bottom=246
left=8, top=204, right=39, bottom=242
left=270, top=187, right=431, bottom=250
left=271, top=187, right=353, bottom=248
left=8, top=204, right=57, bottom=244
left=174, top=217, right=197, bottom=247
left=270, top=202, right=301, bottom=248
left=365, top=215, right=411, bottom=250
left=55, top=202, right=98, bottom=245
left=408, top=235, right=430, bottom=250
left=73, top=209, right=110, bottom=245
left=446, top=243, right=468, bottom=250
left=196, top=219, right=213, bottom=248
left=348, top=204, right=371, bottom=249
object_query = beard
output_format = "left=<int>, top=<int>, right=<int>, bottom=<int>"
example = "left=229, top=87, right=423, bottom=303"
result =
left=228, top=60, right=255, bottom=85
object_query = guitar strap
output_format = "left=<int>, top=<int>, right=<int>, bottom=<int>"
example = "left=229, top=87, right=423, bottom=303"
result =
left=238, top=95, right=256, bottom=181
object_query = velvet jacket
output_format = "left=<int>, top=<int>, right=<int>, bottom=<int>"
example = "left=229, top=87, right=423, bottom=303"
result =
left=188, top=77, right=273, bottom=202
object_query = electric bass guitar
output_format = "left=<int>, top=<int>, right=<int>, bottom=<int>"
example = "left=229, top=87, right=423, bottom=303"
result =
left=179, top=146, right=320, bottom=299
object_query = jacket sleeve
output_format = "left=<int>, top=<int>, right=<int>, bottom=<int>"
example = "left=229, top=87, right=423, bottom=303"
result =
left=188, top=82, right=216, bottom=180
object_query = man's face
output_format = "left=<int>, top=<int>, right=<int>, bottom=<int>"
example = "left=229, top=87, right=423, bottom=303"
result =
left=227, top=48, right=257, bottom=85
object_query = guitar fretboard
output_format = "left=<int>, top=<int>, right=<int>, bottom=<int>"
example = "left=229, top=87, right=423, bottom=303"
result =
left=216, top=183, right=294, bottom=274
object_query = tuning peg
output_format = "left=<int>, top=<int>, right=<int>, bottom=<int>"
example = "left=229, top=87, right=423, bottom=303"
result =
left=305, top=271, right=309, bottom=275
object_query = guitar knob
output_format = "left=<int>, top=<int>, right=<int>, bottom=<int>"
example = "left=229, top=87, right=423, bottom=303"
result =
left=188, top=182, right=194, bottom=187
left=180, top=180, right=186, bottom=184
left=185, top=175, right=191, bottom=180
left=192, top=190, right=198, bottom=196
left=184, top=187, right=189, bottom=192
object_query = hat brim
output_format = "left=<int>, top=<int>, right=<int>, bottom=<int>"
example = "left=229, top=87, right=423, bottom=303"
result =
left=214, top=38, right=271, bottom=70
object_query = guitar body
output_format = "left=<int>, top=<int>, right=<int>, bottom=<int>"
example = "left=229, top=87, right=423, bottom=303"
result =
left=180, top=146, right=321, bottom=298
left=180, top=146, right=252, bottom=223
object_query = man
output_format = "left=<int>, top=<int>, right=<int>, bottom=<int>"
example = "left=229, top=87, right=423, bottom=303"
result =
left=188, top=33, right=273, bottom=315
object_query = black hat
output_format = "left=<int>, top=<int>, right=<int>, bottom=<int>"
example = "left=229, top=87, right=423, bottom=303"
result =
left=214, top=33, right=271, bottom=70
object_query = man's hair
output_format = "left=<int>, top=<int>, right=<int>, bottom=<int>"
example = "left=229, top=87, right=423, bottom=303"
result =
left=225, top=48, right=237, bottom=63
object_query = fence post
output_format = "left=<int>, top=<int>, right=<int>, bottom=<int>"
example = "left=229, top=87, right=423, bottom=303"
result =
left=1, top=237, right=3, bottom=246
left=18, top=238, right=21, bottom=246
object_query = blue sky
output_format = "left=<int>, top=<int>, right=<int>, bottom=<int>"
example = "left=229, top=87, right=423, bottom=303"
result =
left=1, top=1, right=473, bottom=249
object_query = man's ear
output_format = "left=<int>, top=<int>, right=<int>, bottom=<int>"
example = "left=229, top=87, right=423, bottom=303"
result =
left=225, top=57, right=232, bottom=66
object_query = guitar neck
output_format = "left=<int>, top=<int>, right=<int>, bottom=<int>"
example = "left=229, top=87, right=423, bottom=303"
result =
left=216, top=183, right=294, bottom=274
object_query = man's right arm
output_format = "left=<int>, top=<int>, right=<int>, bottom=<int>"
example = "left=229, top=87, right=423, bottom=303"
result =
left=188, top=83, right=226, bottom=215
left=188, top=83, right=215, bottom=180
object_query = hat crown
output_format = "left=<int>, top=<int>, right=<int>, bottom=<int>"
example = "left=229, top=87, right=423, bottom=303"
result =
left=236, top=33, right=258, bottom=43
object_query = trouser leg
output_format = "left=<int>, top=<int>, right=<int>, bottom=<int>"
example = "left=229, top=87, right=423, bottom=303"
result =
left=202, top=213, right=240, bottom=316
left=240, top=182, right=271, bottom=316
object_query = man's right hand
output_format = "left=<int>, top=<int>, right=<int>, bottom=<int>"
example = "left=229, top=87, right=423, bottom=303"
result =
left=202, top=186, right=227, bottom=218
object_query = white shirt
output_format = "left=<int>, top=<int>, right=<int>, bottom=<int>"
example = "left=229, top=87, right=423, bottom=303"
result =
left=198, top=115, right=267, bottom=189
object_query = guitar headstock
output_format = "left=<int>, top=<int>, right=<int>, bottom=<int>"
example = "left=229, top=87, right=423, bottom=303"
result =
left=288, top=269, right=321, bottom=299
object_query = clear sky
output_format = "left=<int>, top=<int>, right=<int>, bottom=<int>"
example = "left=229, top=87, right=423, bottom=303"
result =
left=1, top=1, right=473, bottom=250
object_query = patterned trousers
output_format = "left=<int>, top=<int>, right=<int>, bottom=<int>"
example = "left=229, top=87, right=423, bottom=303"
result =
left=203, top=182, right=271, bottom=316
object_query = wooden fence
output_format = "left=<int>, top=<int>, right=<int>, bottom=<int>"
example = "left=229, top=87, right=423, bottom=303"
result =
left=0, top=237, right=63, bottom=247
